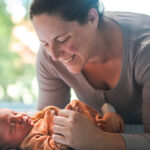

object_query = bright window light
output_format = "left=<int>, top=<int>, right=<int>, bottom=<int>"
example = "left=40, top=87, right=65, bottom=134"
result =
left=101, top=0, right=150, bottom=15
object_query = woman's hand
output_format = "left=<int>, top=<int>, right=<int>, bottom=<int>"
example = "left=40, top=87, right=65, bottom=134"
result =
left=52, top=109, right=126, bottom=150
left=99, top=112, right=124, bottom=133
left=52, top=109, right=104, bottom=150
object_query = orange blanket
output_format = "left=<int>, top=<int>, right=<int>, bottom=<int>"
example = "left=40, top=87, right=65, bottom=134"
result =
left=20, top=100, right=124, bottom=150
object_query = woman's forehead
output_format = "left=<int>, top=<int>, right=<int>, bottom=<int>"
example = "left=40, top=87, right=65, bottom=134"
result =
left=32, top=14, right=77, bottom=41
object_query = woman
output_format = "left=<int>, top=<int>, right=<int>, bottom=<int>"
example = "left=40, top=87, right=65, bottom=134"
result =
left=29, top=0, right=150, bottom=149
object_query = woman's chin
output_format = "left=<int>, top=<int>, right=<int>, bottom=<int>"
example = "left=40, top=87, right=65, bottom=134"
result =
left=67, top=66, right=81, bottom=74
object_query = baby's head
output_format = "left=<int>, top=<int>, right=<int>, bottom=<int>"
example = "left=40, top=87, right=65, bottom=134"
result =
left=0, top=108, right=34, bottom=150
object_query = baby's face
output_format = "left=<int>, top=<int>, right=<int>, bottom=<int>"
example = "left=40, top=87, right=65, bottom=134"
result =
left=0, top=108, right=34, bottom=149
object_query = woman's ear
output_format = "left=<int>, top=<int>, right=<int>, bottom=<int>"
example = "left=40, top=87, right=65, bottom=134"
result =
left=87, top=8, right=99, bottom=29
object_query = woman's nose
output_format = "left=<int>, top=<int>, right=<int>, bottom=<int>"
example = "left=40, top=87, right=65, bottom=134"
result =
left=49, top=48, right=60, bottom=61
left=46, top=41, right=63, bottom=61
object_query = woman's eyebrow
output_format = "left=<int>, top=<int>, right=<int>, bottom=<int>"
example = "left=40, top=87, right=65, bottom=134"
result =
left=55, top=32, right=68, bottom=39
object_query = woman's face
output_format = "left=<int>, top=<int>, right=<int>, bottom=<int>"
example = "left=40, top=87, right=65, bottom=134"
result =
left=32, top=13, right=99, bottom=73
left=0, top=108, right=34, bottom=149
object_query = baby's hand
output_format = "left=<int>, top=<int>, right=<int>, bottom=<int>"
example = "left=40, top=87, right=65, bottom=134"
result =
left=97, top=112, right=124, bottom=133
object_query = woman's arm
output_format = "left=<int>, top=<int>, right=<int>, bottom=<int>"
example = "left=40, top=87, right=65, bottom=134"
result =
left=36, top=45, right=71, bottom=110
left=119, top=43, right=150, bottom=150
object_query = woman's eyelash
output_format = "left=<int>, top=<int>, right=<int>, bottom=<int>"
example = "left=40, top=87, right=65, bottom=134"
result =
left=42, top=36, right=70, bottom=47
left=58, top=36, right=70, bottom=43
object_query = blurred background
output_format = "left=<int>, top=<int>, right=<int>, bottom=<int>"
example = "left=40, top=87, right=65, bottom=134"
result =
left=0, top=0, right=38, bottom=111
left=0, top=0, right=150, bottom=111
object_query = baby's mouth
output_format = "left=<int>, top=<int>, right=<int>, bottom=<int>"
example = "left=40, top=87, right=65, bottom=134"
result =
left=64, top=54, right=76, bottom=63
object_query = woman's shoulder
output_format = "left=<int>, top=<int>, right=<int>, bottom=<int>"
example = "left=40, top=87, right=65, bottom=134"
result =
left=105, top=11, right=150, bottom=35
left=107, top=12, right=150, bottom=64
left=105, top=11, right=150, bottom=23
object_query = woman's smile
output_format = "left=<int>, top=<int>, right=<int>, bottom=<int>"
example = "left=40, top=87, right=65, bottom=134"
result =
left=33, top=14, right=98, bottom=73
left=63, top=54, right=76, bottom=64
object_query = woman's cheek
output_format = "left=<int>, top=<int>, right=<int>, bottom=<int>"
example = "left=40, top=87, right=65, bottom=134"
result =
left=67, top=42, right=78, bottom=52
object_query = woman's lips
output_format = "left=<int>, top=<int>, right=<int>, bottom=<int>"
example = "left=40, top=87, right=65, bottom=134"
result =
left=64, top=54, right=76, bottom=63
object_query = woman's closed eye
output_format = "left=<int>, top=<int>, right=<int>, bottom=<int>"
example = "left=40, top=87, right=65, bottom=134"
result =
left=41, top=35, right=70, bottom=47
left=57, top=36, right=70, bottom=43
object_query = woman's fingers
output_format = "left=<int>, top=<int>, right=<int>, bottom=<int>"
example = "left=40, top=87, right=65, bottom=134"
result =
left=52, top=111, right=104, bottom=150
left=58, top=109, right=75, bottom=117
left=52, top=124, right=66, bottom=135
left=52, top=134, right=67, bottom=145
left=53, top=109, right=79, bottom=126
left=53, top=116, right=68, bottom=126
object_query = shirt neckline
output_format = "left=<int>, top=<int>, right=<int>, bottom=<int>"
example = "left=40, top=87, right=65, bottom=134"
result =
left=78, top=12, right=130, bottom=95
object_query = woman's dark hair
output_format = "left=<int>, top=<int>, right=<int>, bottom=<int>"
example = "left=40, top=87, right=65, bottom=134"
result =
left=29, top=0, right=104, bottom=25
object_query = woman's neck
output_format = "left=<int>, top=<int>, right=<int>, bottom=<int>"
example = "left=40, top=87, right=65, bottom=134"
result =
left=90, top=16, right=123, bottom=64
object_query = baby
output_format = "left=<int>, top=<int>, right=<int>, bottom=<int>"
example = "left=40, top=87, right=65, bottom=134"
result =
left=0, top=100, right=124, bottom=150
left=0, top=108, right=34, bottom=150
